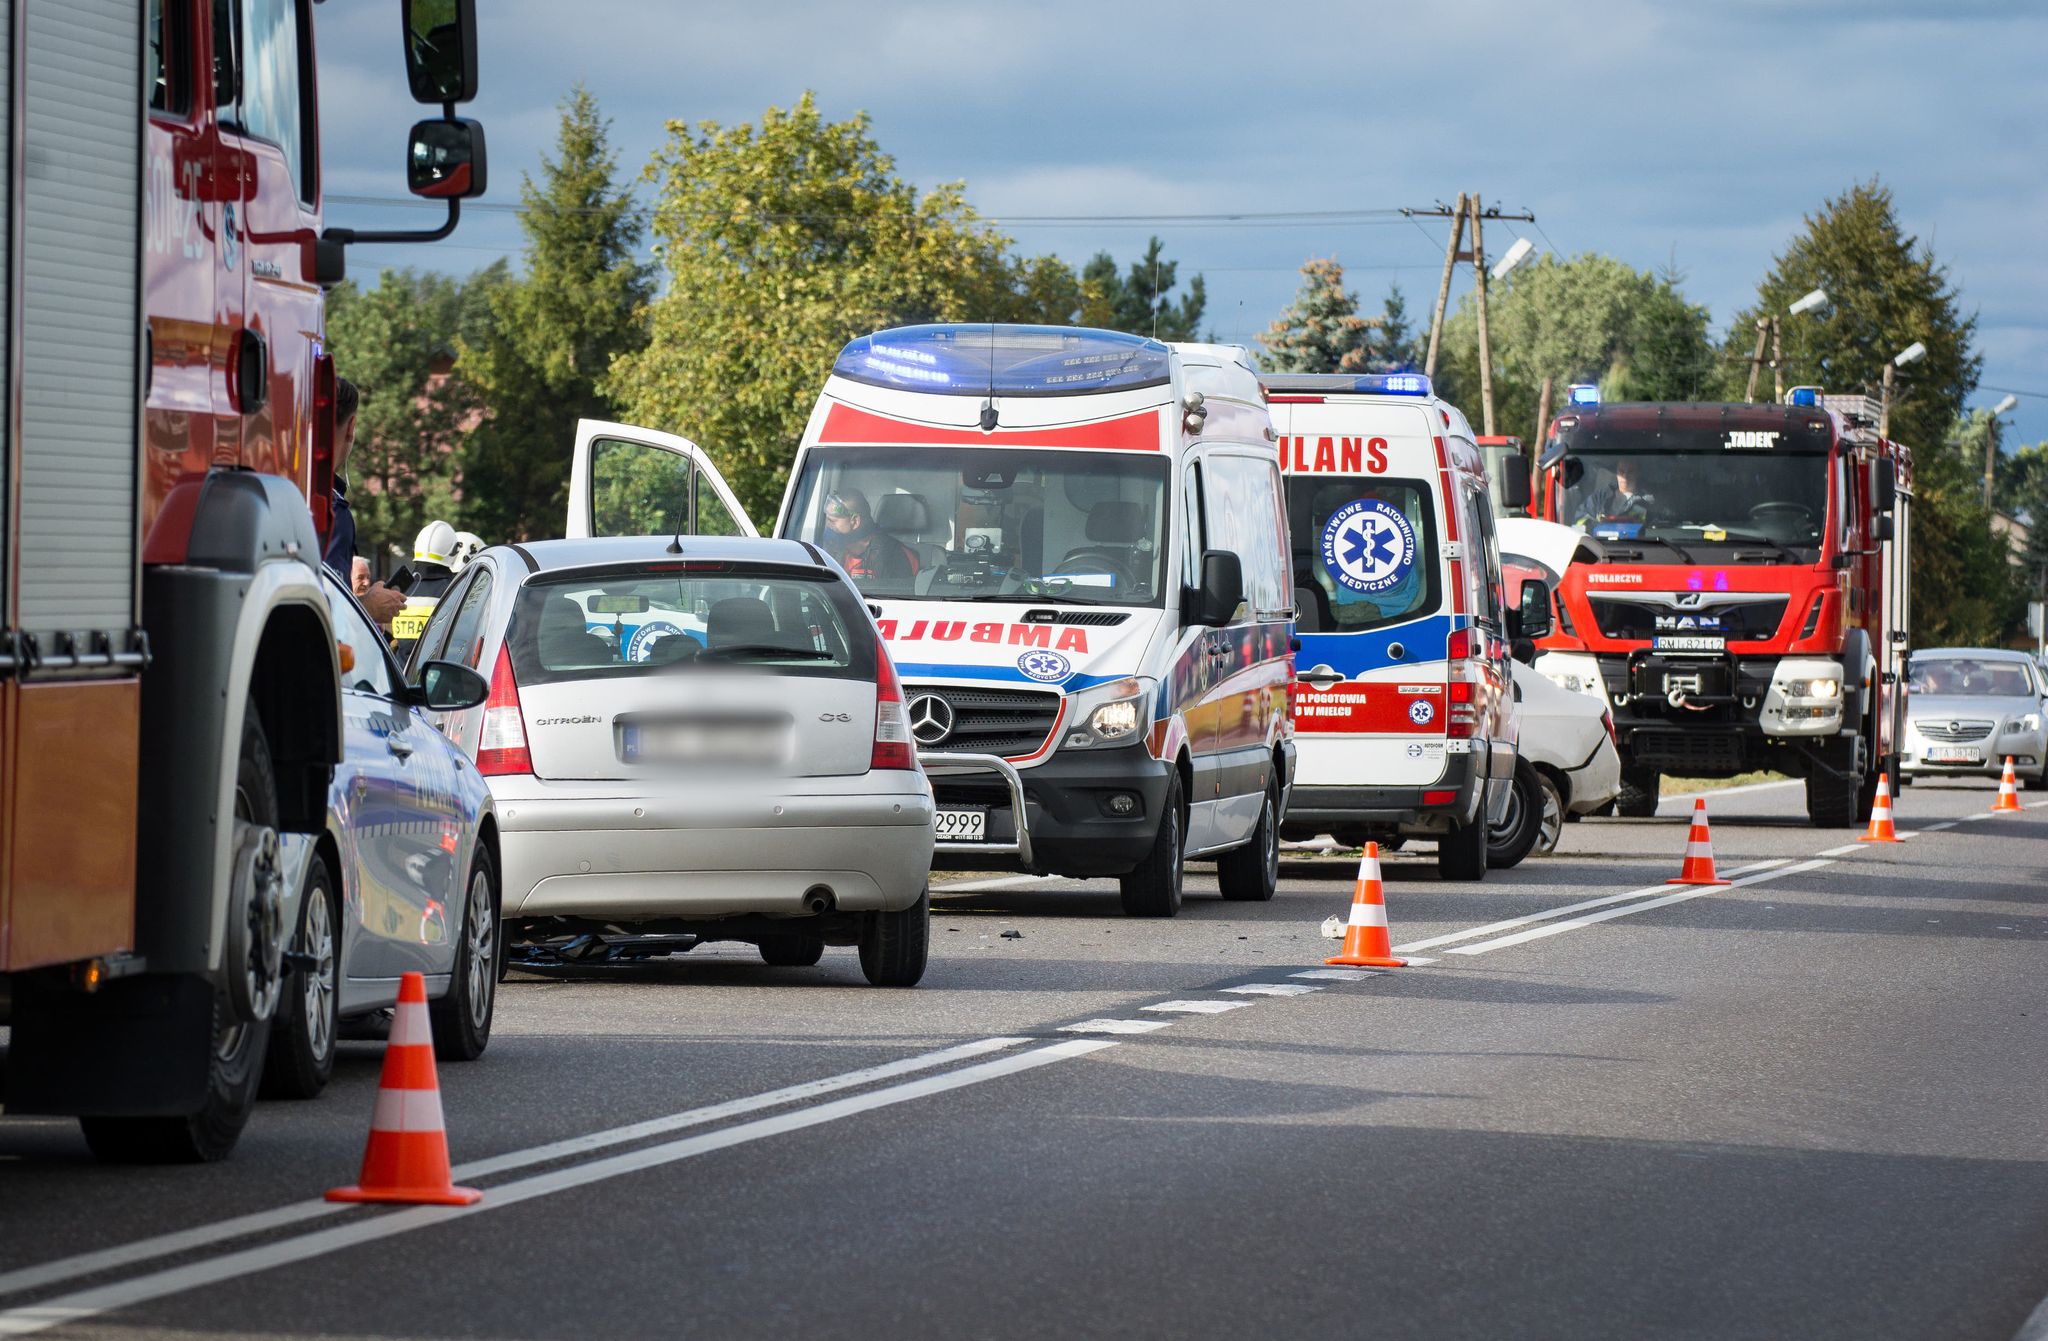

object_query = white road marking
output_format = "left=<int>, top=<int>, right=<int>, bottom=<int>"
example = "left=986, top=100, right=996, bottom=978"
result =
left=1059, top=1018, right=1172, bottom=1034
left=931, top=874, right=1062, bottom=894
left=1657, top=778, right=1802, bottom=806
left=1392, top=860, right=1792, bottom=954
left=1922, top=821, right=1958, bottom=831
left=0, top=1040, right=1117, bottom=1339
left=1222, top=983, right=1321, bottom=997
left=1448, top=859, right=1835, bottom=956
left=1291, top=968, right=1380, bottom=981
left=1142, top=1000, right=1251, bottom=1014
left=0, top=1036, right=1029, bottom=1299
left=1818, top=843, right=1865, bottom=857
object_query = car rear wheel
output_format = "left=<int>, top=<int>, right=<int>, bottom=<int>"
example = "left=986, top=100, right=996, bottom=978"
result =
left=759, top=935, right=825, bottom=967
left=858, top=890, right=929, bottom=987
left=1119, top=771, right=1185, bottom=917
left=1533, top=772, right=1567, bottom=855
left=430, top=850, right=499, bottom=1061
left=1617, top=766, right=1660, bottom=818
left=263, top=852, right=340, bottom=1100
left=1216, top=775, right=1279, bottom=902
left=1486, top=759, right=1545, bottom=870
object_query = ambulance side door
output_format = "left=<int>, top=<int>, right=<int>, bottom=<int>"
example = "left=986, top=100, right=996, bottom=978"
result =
left=1460, top=475, right=1517, bottom=815
left=566, top=419, right=757, bottom=539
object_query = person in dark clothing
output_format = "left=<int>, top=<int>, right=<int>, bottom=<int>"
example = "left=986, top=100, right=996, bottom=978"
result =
left=819, top=488, right=915, bottom=589
left=322, top=377, right=405, bottom=626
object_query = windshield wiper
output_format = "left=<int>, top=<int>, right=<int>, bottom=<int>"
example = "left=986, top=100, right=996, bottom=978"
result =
left=1708, top=531, right=1804, bottom=561
left=697, top=644, right=837, bottom=661
left=1634, top=533, right=1697, bottom=564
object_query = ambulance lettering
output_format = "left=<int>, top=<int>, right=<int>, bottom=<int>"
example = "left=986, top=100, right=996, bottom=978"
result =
left=874, top=619, right=1088, bottom=654
left=1280, top=436, right=1390, bottom=475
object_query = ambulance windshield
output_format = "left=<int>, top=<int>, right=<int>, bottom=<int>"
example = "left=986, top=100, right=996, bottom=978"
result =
left=787, top=446, right=1171, bottom=605
left=1285, top=476, right=1442, bottom=633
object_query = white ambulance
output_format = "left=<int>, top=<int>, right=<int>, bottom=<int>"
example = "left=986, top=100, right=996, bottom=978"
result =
left=1263, top=373, right=1541, bottom=879
left=773, top=324, right=1296, bottom=917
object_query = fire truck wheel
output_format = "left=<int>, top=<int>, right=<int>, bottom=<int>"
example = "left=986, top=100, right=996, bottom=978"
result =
left=81, top=719, right=280, bottom=1162
left=1119, top=771, right=1186, bottom=917
left=1805, top=768, right=1862, bottom=828
left=430, top=850, right=499, bottom=1062
left=1217, top=775, right=1280, bottom=901
left=1616, top=767, right=1661, bottom=818
left=263, top=851, right=340, bottom=1100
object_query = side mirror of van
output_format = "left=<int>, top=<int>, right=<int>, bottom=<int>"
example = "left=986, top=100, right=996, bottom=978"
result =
left=1192, top=551, right=1244, bottom=627
left=407, top=118, right=488, bottom=199
left=1498, top=453, right=1532, bottom=512
left=402, top=0, right=479, bottom=104
left=1508, top=578, right=1553, bottom=641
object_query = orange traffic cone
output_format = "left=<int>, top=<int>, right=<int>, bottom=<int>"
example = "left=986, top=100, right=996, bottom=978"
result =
left=328, top=971, right=481, bottom=1207
left=1858, top=773, right=1901, bottom=843
left=1666, top=797, right=1732, bottom=886
left=1993, top=757, right=2023, bottom=813
left=1326, top=843, right=1407, bottom=968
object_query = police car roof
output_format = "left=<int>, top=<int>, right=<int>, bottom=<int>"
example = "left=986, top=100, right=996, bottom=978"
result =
left=498, top=535, right=824, bottom=576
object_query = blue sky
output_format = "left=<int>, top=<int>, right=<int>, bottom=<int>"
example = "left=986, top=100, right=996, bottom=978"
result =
left=315, top=0, right=2047, bottom=448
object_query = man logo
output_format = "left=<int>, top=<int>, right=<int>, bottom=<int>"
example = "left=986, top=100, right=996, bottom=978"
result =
left=907, top=694, right=955, bottom=746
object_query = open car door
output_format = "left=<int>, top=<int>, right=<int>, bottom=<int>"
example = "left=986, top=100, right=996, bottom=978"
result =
left=565, top=419, right=757, bottom=539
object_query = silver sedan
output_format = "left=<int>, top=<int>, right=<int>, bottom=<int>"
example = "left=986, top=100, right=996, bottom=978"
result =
left=1900, top=647, right=2048, bottom=788
left=402, top=536, right=936, bottom=986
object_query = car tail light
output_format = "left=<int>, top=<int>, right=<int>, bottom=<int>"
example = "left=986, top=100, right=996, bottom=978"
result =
left=1423, top=790, right=1457, bottom=806
left=476, top=646, right=532, bottom=776
left=1447, top=679, right=1478, bottom=738
left=871, top=649, right=915, bottom=771
left=1601, top=708, right=1617, bottom=744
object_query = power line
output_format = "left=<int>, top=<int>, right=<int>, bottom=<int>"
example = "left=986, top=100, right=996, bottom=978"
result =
left=1982, top=383, right=2048, bottom=400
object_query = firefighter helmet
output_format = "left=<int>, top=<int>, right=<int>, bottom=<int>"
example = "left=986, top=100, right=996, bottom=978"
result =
left=413, top=519, right=458, bottom=567
left=447, top=531, right=486, bottom=572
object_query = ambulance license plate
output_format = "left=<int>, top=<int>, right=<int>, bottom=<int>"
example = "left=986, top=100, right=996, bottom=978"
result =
left=1925, top=746, right=1981, bottom=764
left=933, top=809, right=987, bottom=842
left=1653, top=635, right=1725, bottom=652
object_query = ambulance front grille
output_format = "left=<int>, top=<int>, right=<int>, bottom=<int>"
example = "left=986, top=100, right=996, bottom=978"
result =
left=908, top=685, right=1061, bottom=758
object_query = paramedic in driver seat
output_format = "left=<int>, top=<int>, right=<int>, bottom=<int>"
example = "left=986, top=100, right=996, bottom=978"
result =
left=820, top=489, right=916, bottom=586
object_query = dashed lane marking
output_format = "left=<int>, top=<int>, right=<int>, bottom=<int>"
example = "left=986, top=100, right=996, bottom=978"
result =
left=1142, top=1000, right=1252, bottom=1014
left=1059, top=1018, right=1173, bottom=1035
left=1392, top=860, right=1792, bottom=954
left=1292, top=968, right=1381, bottom=981
left=1447, top=859, right=1836, bottom=956
left=1223, top=983, right=1322, bottom=997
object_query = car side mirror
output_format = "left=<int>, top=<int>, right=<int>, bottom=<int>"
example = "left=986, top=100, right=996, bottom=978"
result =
left=410, top=659, right=488, bottom=711
left=402, top=0, right=479, bottom=104
left=1498, top=453, right=1531, bottom=512
left=1192, top=550, right=1244, bottom=627
left=1509, top=578, right=1553, bottom=641
left=408, top=118, right=488, bottom=199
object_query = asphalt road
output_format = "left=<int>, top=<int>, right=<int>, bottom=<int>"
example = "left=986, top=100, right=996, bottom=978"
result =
left=3, top=775, right=2046, bottom=1340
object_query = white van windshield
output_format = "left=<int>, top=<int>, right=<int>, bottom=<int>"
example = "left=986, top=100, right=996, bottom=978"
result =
left=1285, top=475, right=1442, bottom=632
left=786, top=446, right=1172, bottom=606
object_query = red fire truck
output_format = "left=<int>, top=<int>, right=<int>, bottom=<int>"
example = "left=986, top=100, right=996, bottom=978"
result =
left=1530, top=386, right=1911, bottom=827
left=0, top=0, right=486, bottom=1160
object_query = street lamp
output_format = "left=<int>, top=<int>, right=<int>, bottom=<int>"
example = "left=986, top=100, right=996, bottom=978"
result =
left=1747, top=289, right=1828, bottom=402
left=1490, top=237, right=1535, bottom=282
left=1985, top=394, right=2019, bottom=509
left=1878, top=340, right=1927, bottom=437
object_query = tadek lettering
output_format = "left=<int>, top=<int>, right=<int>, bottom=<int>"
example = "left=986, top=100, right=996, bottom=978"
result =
left=1724, top=430, right=1780, bottom=450
left=874, top=618, right=1090, bottom=654
left=1279, top=436, right=1391, bottom=475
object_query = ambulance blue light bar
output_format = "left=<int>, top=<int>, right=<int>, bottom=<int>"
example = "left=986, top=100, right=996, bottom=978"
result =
left=1567, top=383, right=1601, bottom=406
left=832, top=324, right=1172, bottom=397
left=1353, top=372, right=1431, bottom=396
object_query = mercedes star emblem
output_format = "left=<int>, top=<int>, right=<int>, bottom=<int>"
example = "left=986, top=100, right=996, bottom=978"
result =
left=908, top=693, right=955, bottom=746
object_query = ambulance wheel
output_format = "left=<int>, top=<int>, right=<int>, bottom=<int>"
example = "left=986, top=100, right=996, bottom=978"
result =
left=1217, top=776, right=1280, bottom=902
left=1120, top=772, right=1185, bottom=917
left=1486, top=759, right=1545, bottom=870
left=263, top=851, right=340, bottom=1100
left=430, top=850, right=499, bottom=1062
left=1437, top=814, right=1488, bottom=882
left=1617, top=766, right=1661, bottom=818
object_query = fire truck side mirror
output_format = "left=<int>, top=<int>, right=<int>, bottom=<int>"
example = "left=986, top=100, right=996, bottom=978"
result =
left=1498, top=454, right=1532, bottom=512
left=402, top=0, right=479, bottom=104
left=407, top=119, right=488, bottom=200
left=1875, top=459, right=1898, bottom=514
left=1872, top=513, right=1895, bottom=543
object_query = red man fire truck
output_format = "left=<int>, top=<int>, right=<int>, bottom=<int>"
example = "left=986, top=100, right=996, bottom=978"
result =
left=1530, top=386, right=1911, bottom=827
left=0, top=0, right=486, bottom=1160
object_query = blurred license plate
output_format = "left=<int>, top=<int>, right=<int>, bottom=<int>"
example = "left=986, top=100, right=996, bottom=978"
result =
left=622, top=719, right=783, bottom=766
left=1925, top=745, right=1981, bottom=763
left=933, top=809, right=987, bottom=842
left=1654, top=635, right=1725, bottom=652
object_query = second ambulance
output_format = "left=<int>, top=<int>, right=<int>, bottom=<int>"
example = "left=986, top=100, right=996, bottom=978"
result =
left=1265, top=373, right=1531, bottom=880
left=775, top=325, right=1295, bottom=918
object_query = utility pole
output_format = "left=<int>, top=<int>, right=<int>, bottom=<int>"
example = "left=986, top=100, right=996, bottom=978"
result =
left=1986, top=412, right=2001, bottom=511
left=1534, top=377, right=1554, bottom=461
left=1406, top=195, right=1536, bottom=433
left=1770, top=318, right=1784, bottom=404
left=1743, top=317, right=1773, bottom=403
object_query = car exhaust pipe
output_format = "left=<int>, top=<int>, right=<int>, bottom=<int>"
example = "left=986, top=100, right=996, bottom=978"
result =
left=802, top=887, right=835, bottom=916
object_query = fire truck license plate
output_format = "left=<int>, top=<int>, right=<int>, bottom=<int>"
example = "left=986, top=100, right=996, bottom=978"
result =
left=933, top=809, right=987, bottom=842
left=1925, top=746, right=1981, bottom=764
left=1653, top=635, right=1725, bottom=652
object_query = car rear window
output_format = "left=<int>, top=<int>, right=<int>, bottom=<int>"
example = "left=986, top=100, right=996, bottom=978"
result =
left=508, top=563, right=877, bottom=686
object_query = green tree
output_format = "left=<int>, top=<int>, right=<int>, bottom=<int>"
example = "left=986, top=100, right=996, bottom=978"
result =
left=607, top=93, right=1075, bottom=519
left=1078, top=237, right=1205, bottom=340
left=326, top=267, right=473, bottom=566
left=1373, top=282, right=1420, bottom=372
left=1259, top=256, right=1373, bottom=373
left=1717, top=180, right=1978, bottom=451
left=1912, top=410, right=2026, bottom=644
left=460, top=86, right=653, bottom=542
left=1433, top=252, right=1713, bottom=438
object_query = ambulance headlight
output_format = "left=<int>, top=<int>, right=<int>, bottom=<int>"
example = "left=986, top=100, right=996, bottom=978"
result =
left=1063, top=678, right=1155, bottom=750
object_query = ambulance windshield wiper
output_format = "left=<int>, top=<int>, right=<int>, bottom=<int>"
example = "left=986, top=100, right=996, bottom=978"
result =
left=958, top=592, right=1099, bottom=604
